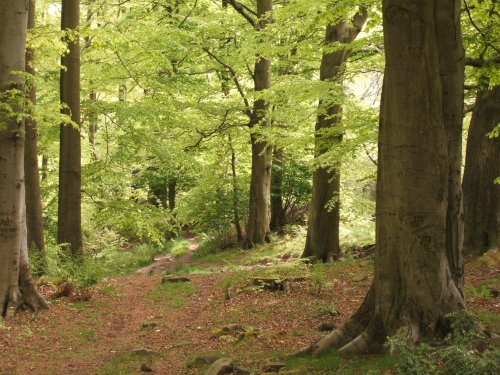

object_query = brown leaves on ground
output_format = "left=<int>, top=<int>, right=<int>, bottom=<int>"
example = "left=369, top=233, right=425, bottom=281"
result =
left=0, top=247, right=498, bottom=374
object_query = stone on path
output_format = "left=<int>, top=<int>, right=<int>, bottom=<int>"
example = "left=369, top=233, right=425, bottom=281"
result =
left=204, top=358, right=234, bottom=375
left=162, top=274, right=191, bottom=283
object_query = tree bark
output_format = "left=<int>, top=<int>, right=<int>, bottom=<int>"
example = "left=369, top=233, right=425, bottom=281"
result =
left=463, top=86, right=500, bottom=256
left=58, top=0, right=82, bottom=257
left=88, top=89, right=99, bottom=161
left=302, top=9, right=367, bottom=262
left=0, top=0, right=47, bottom=317
left=229, top=136, right=244, bottom=242
left=303, top=0, right=465, bottom=354
left=245, top=0, right=273, bottom=247
left=24, top=0, right=47, bottom=274
left=270, top=148, right=286, bottom=232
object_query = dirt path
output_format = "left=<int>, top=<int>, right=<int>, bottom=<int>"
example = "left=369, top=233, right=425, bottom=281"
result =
left=1, top=241, right=498, bottom=375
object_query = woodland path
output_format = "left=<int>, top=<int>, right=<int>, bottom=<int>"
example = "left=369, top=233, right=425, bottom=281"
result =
left=0, top=239, right=499, bottom=375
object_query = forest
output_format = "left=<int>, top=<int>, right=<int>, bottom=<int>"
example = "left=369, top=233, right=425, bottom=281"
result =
left=0, top=0, right=499, bottom=374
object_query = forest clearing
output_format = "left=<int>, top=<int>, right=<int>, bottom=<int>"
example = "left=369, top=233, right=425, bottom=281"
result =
left=1, top=0, right=499, bottom=374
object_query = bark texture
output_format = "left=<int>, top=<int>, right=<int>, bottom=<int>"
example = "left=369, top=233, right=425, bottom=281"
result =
left=303, top=9, right=367, bottom=262
left=303, top=0, right=465, bottom=354
left=229, top=137, right=244, bottom=242
left=0, top=0, right=47, bottom=317
left=24, top=0, right=47, bottom=273
left=58, top=0, right=82, bottom=257
left=246, top=0, right=273, bottom=247
left=463, top=86, right=500, bottom=255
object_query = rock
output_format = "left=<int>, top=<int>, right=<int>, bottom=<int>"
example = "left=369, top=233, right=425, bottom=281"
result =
left=140, top=363, right=153, bottom=372
left=278, top=252, right=292, bottom=261
left=204, top=358, right=234, bottom=375
left=162, top=275, right=191, bottom=283
left=262, top=361, right=286, bottom=372
left=252, top=278, right=290, bottom=292
left=318, top=322, right=335, bottom=332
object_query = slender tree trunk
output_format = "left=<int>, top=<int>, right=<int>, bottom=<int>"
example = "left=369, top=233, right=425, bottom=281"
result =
left=302, top=0, right=465, bottom=354
left=0, top=0, right=47, bottom=317
left=58, top=0, right=82, bottom=257
left=88, top=89, right=99, bottom=161
left=229, top=136, right=244, bottom=242
left=463, top=86, right=500, bottom=256
left=270, top=148, right=286, bottom=232
left=41, top=155, right=48, bottom=181
left=24, top=0, right=47, bottom=274
left=246, top=0, right=273, bottom=248
left=302, top=9, right=367, bottom=262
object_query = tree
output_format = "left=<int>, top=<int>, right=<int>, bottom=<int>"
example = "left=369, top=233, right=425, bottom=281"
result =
left=0, top=0, right=47, bottom=317
left=301, top=0, right=465, bottom=354
left=58, top=0, right=82, bottom=256
left=25, top=0, right=47, bottom=273
left=463, top=85, right=500, bottom=255
left=226, top=0, right=273, bottom=247
left=302, top=6, right=368, bottom=262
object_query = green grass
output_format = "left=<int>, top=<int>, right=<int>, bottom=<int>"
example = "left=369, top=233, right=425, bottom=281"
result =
left=97, top=352, right=151, bottom=375
left=164, top=236, right=191, bottom=256
left=286, top=351, right=396, bottom=374
left=476, top=310, right=500, bottom=332
left=149, top=282, right=196, bottom=308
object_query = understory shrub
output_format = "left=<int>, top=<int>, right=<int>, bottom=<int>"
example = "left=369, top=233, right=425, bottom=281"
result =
left=387, top=311, right=500, bottom=375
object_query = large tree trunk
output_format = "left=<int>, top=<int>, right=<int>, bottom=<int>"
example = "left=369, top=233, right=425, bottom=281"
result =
left=302, top=9, right=367, bottom=262
left=246, top=0, right=273, bottom=247
left=270, top=148, right=286, bottom=232
left=25, top=0, right=47, bottom=274
left=0, top=0, right=47, bottom=317
left=58, top=0, right=82, bottom=257
left=302, top=0, right=465, bottom=354
left=463, top=86, right=500, bottom=256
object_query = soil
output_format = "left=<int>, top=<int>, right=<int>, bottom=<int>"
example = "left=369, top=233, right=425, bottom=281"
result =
left=0, top=239, right=498, bottom=375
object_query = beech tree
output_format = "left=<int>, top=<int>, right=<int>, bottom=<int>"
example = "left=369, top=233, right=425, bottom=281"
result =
left=301, top=0, right=466, bottom=354
left=302, top=6, right=368, bottom=262
left=0, top=0, right=47, bottom=317
left=463, top=85, right=500, bottom=255
left=58, top=0, right=82, bottom=256
left=25, top=0, right=47, bottom=273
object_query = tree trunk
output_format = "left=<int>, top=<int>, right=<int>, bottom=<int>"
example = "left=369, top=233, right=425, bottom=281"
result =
left=246, top=0, right=273, bottom=248
left=24, top=0, right=47, bottom=274
left=303, top=0, right=465, bottom=354
left=0, top=0, right=47, bottom=317
left=463, top=86, right=500, bottom=256
left=41, top=155, right=48, bottom=181
left=270, top=148, right=286, bottom=232
left=302, top=9, right=368, bottom=262
left=229, top=136, right=244, bottom=242
left=58, top=0, right=82, bottom=257
left=88, top=89, right=99, bottom=161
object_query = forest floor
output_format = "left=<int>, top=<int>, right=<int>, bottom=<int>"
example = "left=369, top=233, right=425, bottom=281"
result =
left=0, top=234, right=499, bottom=375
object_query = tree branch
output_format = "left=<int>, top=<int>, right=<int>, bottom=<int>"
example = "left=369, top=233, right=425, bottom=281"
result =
left=226, top=0, right=256, bottom=27
left=203, top=47, right=252, bottom=117
left=465, top=56, right=500, bottom=67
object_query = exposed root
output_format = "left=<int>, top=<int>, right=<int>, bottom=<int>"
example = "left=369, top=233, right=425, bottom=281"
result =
left=338, top=329, right=382, bottom=354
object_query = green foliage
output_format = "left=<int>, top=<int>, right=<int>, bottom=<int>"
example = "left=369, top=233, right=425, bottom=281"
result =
left=387, top=311, right=500, bottom=375
left=149, top=282, right=196, bottom=309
